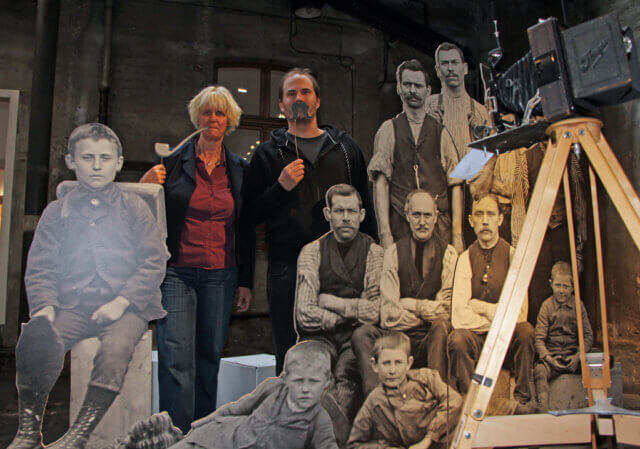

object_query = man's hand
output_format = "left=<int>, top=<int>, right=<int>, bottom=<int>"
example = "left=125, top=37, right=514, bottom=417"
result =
left=33, top=305, right=56, bottom=323
left=409, top=435, right=432, bottom=449
left=566, top=353, right=581, bottom=372
left=379, top=230, right=394, bottom=249
left=318, top=293, right=338, bottom=309
left=140, top=164, right=166, bottom=184
left=278, top=159, right=305, bottom=191
left=235, top=287, right=252, bottom=312
left=91, top=296, right=130, bottom=325
left=452, top=232, right=465, bottom=254
left=544, top=354, right=565, bottom=372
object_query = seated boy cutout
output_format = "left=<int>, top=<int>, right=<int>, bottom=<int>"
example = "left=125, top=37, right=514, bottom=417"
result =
left=9, top=123, right=168, bottom=449
left=534, top=261, right=593, bottom=410
left=348, top=332, right=461, bottom=449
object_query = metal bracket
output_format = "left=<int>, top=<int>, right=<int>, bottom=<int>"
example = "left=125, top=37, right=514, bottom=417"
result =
left=471, top=373, right=493, bottom=387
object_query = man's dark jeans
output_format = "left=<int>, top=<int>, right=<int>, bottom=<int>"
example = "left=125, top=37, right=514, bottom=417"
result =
left=266, top=261, right=298, bottom=375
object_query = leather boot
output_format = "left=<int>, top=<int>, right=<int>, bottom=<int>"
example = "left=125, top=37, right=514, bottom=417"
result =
left=7, top=390, right=46, bottom=449
left=48, top=386, right=117, bottom=449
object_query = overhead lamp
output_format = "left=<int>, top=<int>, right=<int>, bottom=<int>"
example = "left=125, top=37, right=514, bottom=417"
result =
left=293, top=0, right=323, bottom=19
left=237, top=88, right=248, bottom=93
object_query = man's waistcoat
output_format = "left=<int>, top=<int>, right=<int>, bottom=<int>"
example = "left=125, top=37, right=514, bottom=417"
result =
left=396, top=236, right=445, bottom=300
left=318, top=232, right=372, bottom=298
left=390, top=113, right=449, bottom=217
left=469, top=238, right=511, bottom=304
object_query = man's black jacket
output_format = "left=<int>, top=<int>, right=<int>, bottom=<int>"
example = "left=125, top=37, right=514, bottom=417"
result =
left=241, top=125, right=377, bottom=264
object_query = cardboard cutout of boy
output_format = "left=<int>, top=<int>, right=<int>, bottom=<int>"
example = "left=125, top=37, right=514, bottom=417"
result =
left=534, top=261, right=593, bottom=410
left=348, top=332, right=461, bottom=449
left=111, top=341, right=338, bottom=449
left=9, top=123, right=168, bottom=449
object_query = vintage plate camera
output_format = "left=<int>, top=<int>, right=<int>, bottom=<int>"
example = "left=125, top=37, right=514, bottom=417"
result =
left=530, top=13, right=640, bottom=120
left=472, top=13, right=640, bottom=152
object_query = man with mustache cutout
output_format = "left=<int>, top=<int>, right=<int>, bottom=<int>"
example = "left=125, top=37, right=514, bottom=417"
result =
left=294, top=184, right=384, bottom=433
left=426, top=43, right=492, bottom=249
left=448, top=193, right=536, bottom=413
left=242, top=68, right=376, bottom=376
left=352, top=190, right=458, bottom=398
left=368, top=59, right=464, bottom=254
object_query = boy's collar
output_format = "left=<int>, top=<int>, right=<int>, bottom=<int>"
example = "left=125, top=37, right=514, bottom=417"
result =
left=61, top=183, right=119, bottom=217
left=552, top=295, right=575, bottom=309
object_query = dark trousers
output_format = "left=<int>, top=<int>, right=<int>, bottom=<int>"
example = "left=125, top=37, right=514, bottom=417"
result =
left=448, top=322, right=535, bottom=402
left=16, top=307, right=147, bottom=394
left=352, top=320, right=451, bottom=397
left=301, top=331, right=361, bottom=421
left=266, top=261, right=298, bottom=375
left=157, top=266, right=238, bottom=434
left=534, top=358, right=578, bottom=400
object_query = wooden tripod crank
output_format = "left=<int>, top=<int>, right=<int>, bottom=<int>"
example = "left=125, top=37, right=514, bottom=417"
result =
left=450, top=118, right=640, bottom=449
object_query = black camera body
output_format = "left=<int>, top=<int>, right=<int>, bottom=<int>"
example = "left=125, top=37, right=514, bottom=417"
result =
left=472, top=14, right=640, bottom=153
left=529, top=14, right=640, bottom=121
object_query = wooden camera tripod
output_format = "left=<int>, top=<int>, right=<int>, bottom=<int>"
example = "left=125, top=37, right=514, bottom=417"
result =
left=451, top=117, right=640, bottom=449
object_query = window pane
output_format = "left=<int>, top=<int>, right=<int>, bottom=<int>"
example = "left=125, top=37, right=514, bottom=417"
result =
left=224, top=128, right=261, bottom=161
left=218, top=68, right=260, bottom=116
left=270, top=70, right=287, bottom=119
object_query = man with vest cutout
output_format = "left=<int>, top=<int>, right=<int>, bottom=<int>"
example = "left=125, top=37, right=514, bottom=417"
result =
left=352, top=190, right=458, bottom=397
left=426, top=43, right=492, bottom=248
left=448, top=193, right=535, bottom=413
left=294, top=184, right=384, bottom=426
left=368, top=59, right=464, bottom=253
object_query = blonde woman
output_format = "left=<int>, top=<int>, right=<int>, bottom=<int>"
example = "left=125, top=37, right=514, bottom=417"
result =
left=141, top=86, right=255, bottom=432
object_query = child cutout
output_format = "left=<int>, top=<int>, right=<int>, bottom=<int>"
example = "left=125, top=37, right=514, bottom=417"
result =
left=160, top=340, right=339, bottom=449
left=9, top=123, right=168, bottom=449
left=348, top=332, right=461, bottom=449
left=534, top=261, right=593, bottom=410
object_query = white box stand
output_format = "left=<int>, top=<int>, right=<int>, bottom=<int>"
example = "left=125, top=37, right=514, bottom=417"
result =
left=216, top=354, right=276, bottom=408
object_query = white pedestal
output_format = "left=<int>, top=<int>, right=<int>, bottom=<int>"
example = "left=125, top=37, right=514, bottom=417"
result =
left=216, top=354, right=276, bottom=408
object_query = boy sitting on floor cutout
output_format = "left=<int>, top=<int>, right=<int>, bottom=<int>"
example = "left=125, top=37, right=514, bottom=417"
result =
left=534, top=261, right=593, bottom=410
left=124, top=340, right=339, bottom=449
left=348, top=332, right=461, bottom=449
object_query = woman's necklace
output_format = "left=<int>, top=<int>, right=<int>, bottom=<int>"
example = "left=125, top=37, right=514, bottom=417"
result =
left=197, top=140, right=223, bottom=168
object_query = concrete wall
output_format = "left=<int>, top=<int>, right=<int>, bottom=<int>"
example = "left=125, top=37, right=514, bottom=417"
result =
left=2, top=0, right=638, bottom=400
left=0, top=0, right=427, bottom=350
left=0, top=1, right=37, bottom=346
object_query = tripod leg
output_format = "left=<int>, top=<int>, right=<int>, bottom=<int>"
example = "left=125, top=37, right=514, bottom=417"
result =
left=452, top=134, right=572, bottom=449
left=588, top=167, right=611, bottom=386
left=578, top=128, right=640, bottom=251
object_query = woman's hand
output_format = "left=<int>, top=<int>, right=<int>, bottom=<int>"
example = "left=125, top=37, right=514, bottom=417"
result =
left=140, top=164, right=166, bottom=184
left=236, top=287, right=252, bottom=312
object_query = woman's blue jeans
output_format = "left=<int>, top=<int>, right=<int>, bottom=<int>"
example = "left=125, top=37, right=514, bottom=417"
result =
left=156, top=266, right=238, bottom=433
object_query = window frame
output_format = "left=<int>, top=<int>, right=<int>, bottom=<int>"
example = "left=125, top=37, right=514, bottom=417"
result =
left=213, top=61, right=290, bottom=142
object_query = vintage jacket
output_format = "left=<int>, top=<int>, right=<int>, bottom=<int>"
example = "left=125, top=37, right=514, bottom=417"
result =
left=25, top=183, right=168, bottom=322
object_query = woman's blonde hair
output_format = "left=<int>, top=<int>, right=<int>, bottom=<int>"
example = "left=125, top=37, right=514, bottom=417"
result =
left=188, top=85, right=242, bottom=135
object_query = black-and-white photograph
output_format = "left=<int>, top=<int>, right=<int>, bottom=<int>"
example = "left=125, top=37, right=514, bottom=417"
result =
left=1, top=1, right=640, bottom=448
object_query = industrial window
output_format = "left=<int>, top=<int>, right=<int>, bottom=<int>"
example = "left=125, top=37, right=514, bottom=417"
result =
left=214, top=63, right=289, bottom=160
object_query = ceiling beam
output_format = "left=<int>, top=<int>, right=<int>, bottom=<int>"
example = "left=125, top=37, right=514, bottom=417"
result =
left=324, top=0, right=473, bottom=63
